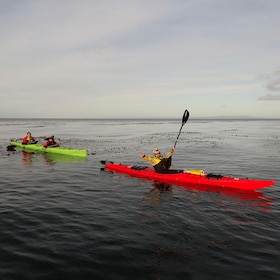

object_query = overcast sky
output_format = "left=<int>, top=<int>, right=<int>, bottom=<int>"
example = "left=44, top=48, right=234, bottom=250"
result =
left=1, top=0, right=280, bottom=118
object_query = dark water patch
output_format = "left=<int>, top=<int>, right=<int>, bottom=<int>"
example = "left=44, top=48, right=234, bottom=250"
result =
left=0, top=119, right=279, bottom=279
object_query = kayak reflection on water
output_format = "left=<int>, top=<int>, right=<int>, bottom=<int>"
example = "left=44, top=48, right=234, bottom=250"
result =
left=143, top=182, right=172, bottom=207
left=21, top=151, right=59, bottom=166
left=21, top=151, right=86, bottom=166
left=142, top=180, right=273, bottom=213
left=22, top=151, right=34, bottom=166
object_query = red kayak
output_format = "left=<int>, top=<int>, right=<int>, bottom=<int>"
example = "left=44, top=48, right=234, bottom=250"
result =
left=103, top=162, right=275, bottom=191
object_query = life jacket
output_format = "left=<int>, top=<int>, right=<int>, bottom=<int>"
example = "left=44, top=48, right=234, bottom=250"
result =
left=44, top=138, right=58, bottom=147
left=154, top=157, right=172, bottom=173
left=47, top=138, right=55, bottom=145
left=22, top=135, right=34, bottom=144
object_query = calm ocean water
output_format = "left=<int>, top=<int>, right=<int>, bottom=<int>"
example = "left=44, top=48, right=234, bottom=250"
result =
left=0, top=118, right=279, bottom=280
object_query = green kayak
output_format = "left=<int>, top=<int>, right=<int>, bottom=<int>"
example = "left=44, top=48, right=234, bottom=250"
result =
left=10, top=141, right=87, bottom=158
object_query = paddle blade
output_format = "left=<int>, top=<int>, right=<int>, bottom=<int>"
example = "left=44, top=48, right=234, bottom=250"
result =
left=182, top=109, right=190, bottom=124
left=7, top=145, right=16, bottom=151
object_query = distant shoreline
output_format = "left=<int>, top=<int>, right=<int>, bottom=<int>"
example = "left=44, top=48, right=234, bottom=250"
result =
left=1, top=117, right=280, bottom=121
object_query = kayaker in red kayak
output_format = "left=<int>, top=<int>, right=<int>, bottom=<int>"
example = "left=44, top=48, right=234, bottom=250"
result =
left=22, top=132, right=38, bottom=144
left=43, top=136, right=60, bottom=148
left=139, top=147, right=184, bottom=173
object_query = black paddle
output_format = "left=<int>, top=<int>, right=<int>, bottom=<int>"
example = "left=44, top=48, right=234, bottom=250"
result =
left=7, top=145, right=16, bottom=151
left=173, top=109, right=190, bottom=148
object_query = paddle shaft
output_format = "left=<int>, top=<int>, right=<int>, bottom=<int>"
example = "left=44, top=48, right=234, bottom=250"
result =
left=174, top=125, right=184, bottom=148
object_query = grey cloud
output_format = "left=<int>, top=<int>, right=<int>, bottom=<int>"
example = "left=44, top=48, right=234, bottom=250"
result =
left=263, top=70, right=280, bottom=92
left=258, top=93, right=280, bottom=101
left=258, top=69, right=280, bottom=101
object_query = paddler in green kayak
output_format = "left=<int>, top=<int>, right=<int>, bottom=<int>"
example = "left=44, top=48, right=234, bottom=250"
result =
left=139, top=147, right=184, bottom=173
left=22, top=132, right=38, bottom=144
left=43, top=136, right=60, bottom=148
